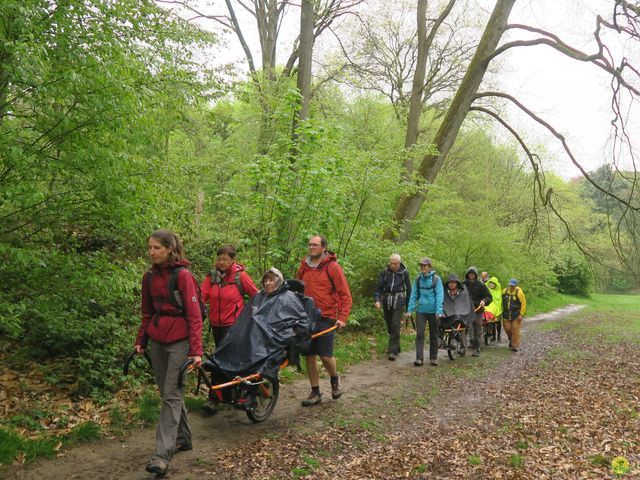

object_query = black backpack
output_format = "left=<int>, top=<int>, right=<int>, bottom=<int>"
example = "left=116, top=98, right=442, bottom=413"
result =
left=147, top=266, right=207, bottom=325
left=415, top=273, right=440, bottom=300
left=209, top=269, right=245, bottom=298
left=284, top=279, right=319, bottom=368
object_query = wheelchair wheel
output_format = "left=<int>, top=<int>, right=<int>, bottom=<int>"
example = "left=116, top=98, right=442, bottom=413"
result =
left=447, top=334, right=457, bottom=360
left=246, top=377, right=279, bottom=423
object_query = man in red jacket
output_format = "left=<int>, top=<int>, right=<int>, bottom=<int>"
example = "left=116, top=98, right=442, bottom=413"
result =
left=297, top=235, right=352, bottom=406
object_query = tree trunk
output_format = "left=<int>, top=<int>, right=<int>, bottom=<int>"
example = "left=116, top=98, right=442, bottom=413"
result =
left=385, top=0, right=517, bottom=242
left=404, top=0, right=457, bottom=174
left=403, top=0, right=428, bottom=175
left=290, top=0, right=315, bottom=156
left=296, top=0, right=315, bottom=122
left=256, top=0, right=280, bottom=81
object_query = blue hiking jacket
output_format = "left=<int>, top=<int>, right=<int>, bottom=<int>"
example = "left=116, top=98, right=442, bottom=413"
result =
left=407, top=270, right=444, bottom=315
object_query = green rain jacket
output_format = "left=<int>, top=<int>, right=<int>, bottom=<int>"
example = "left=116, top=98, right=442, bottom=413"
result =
left=485, top=276, right=503, bottom=318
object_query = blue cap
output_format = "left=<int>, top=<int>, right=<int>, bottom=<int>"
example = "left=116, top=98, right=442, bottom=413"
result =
left=509, top=278, right=518, bottom=286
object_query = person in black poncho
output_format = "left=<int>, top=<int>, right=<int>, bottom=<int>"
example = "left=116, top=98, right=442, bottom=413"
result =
left=209, top=267, right=311, bottom=382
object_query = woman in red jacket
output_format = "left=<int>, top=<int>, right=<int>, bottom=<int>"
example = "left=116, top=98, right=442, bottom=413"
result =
left=134, top=230, right=203, bottom=476
left=201, top=245, right=259, bottom=346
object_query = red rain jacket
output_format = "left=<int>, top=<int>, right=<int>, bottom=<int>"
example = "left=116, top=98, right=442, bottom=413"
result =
left=201, top=262, right=259, bottom=327
left=297, top=251, right=352, bottom=323
left=135, top=260, right=203, bottom=356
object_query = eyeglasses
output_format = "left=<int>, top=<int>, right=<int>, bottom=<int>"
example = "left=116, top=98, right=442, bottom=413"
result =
left=308, top=243, right=321, bottom=247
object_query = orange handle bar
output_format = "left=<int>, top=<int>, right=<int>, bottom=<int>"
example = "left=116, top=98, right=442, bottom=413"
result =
left=311, top=324, right=338, bottom=339
left=206, top=326, right=338, bottom=392
left=210, top=359, right=289, bottom=391
left=211, top=373, right=263, bottom=391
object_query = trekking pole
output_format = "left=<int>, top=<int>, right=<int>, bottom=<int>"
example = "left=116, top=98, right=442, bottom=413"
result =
left=123, top=349, right=152, bottom=375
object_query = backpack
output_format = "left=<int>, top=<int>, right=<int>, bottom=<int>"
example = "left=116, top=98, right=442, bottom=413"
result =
left=284, top=279, right=319, bottom=369
left=303, top=260, right=338, bottom=292
left=147, top=266, right=207, bottom=325
left=415, top=273, right=440, bottom=300
left=210, top=269, right=245, bottom=298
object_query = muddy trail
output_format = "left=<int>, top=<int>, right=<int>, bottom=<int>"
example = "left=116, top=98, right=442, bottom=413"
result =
left=5, top=305, right=594, bottom=480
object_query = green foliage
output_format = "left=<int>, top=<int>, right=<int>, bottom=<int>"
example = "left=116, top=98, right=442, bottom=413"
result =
left=63, top=421, right=101, bottom=446
left=0, top=428, right=22, bottom=465
left=0, top=427, right=58, bottom=465
left=135, top=391, right=161, bottom=426
left=554, top=255, right=593, bottom=296
left=0, top=244, right=141, bottom=396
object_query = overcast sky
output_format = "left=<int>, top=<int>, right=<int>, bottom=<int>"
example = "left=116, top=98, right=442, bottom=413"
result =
left=185, top=0, right=638, bottom=179
left=495, top=0, right=639, bottom=178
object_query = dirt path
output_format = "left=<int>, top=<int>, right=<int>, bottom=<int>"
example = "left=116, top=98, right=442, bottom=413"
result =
left=6, top=305, right=587, bottom=480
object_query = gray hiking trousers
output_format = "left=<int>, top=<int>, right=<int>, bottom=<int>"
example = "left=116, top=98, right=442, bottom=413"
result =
left=383, top=306, right=404, bottom=355
left=469, top=311, right=483, bottom=352
left=148, top=339, right=191, bottom=463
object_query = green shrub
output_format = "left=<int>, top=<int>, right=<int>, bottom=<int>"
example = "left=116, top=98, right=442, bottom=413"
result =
left=0, top=428, right=23, bottom=465
left=0, top=245, right=142, bottom=396
left=554, top=255, right=593, bottom=296
left=64, top=421, right=101, bottom=446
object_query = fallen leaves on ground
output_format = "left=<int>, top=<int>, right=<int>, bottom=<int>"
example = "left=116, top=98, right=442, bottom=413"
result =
left=196, top=330, right=640, bottom=479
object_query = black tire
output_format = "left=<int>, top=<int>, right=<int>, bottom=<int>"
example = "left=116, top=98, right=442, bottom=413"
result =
left=484, top=328, right=490, bottom=346
left=246, top=377, right=279, bottom=423
left=447, top=334, right=456, bottom=360
left=457, top=332, right=466, bottom=357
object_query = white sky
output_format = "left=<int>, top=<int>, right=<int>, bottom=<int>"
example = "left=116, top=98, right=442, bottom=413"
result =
left=494, top=0, right=639, bottom=178
left=182, top=0, right=639, bottom=179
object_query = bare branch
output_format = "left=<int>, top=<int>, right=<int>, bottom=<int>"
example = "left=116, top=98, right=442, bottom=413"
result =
left=224, top=0, right=257, bottom=73
left=475, top=91, right=639, bottom=212
left=488, top=22, right=640, bottom=96
left=469, top=105, right=610, bottom=268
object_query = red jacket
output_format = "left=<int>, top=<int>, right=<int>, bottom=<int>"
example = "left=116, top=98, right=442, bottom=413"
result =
left=201, top=262, right=259, bottom=327
left=297, top=252, right=352, bottom=322
left=135, top=260, right=203, bottom=356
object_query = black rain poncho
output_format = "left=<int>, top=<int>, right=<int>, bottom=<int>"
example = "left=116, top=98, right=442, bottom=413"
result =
left=441, top=274, right=476, bottom=329
left=209, top=284, right=310, bottom=380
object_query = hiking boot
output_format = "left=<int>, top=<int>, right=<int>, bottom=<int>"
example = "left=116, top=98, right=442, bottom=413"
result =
left=331, top=376, right=343, bottom=400
left=201, top=400, right=218, bottom=416
left=388, top=353, right=397, bottom=361
left=146, top=458, right=169, bottom=476
left=414, top=359, right=423, bottom=366
left=176, top=440, right=192, bottom=452
left=472, top=350, right=481, bottom=357
left=430, top=359, right=438, bottom=366
left=301, top=391, right=322, bottom=407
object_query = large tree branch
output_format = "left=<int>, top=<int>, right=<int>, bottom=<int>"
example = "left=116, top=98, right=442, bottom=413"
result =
left=224, top=0, right=257, bottom=73
left=469, top=105, right=610, bottom=268
left=474, top=91, right=639, bottom=212
left=488, top=22, right=640, bottom=96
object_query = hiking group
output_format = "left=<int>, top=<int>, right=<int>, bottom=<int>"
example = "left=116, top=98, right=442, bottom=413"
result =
left=374, top=255, right=527, bottom=366
left=134, top=231, right=350, bottom=476
left=133, top=230, right=525, bottom=476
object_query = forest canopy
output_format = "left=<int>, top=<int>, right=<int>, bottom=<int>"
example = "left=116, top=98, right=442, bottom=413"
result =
left=1, top=0, right=638, bottom=395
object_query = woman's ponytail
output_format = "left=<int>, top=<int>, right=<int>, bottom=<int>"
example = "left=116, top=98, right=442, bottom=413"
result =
left=149, top=230, right=188, bottom=262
